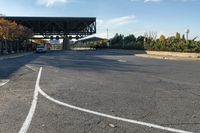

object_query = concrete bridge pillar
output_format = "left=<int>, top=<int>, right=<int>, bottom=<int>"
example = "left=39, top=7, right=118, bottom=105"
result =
left=63, top=37, right=70, bottom=50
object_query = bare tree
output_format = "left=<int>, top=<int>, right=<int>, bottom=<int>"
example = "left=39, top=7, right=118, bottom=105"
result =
left=144, top=31, right=157, bottom=41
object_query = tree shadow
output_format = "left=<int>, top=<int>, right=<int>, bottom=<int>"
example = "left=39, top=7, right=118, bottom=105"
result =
left=0, top=53, right=41, bottom=80
left=33, top=50, right=156, bottom=74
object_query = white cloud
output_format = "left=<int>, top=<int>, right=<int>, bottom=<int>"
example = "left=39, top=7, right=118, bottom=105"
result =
left=37, top=0, right=69, bottom=7
left=131, top=0, right=195, bottom=2
left=144, top=0, right=161, bottom=2
left=97, top=15, right=137, bottom=29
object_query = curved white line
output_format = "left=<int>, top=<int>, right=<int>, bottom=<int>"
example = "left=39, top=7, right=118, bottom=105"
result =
left=38, top=87, right=193, bottom=133
left=0, top=79, right=10, bottom=87
left=19, top=67, right=43, bottom=133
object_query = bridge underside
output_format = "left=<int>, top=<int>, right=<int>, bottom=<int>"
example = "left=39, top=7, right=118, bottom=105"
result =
left=5, top=16, right=96, bottom=39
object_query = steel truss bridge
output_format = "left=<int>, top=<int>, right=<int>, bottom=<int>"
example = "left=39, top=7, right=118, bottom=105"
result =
left=5, top=16, right=96, bottom=39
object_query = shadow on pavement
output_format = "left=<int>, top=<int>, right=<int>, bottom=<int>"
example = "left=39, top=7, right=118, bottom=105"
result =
left=0, top=53, right=41, bottom=80
left=33, top=50, right=155, bottom=74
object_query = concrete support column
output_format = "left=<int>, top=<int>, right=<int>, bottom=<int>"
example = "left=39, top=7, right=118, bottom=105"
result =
left=63, top=37, right=70, bottom=50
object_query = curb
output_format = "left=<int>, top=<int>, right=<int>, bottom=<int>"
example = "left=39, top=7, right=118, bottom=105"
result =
left=134, top=54, right=200, bottom=61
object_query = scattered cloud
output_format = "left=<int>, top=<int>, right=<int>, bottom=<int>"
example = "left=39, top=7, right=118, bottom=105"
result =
left=131, top=0, right=195, bottom=3
left=97, top=15, right=137, bottom=29
left=36, top=0, right=70, bottom=7
left=144, top=0, right=161, bottom=2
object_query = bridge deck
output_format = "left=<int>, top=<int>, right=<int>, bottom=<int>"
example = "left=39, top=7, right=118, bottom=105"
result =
left=4, top=16, right=96, bottom=38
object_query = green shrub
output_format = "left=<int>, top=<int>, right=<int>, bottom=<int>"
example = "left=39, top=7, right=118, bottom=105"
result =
left=144, top=33, right=200, bottom=53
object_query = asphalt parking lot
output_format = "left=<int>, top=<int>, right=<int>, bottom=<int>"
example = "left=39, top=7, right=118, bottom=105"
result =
left=0, top=49, right=200, bottom=133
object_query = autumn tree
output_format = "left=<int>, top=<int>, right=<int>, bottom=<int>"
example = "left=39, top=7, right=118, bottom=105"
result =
left=0, top=18, right=33, bottom=53
left=0, top=18, right=13, bottom=52
left=0, top=18, right=11, bottom=40
left=159, top=35, right=166, bottom=44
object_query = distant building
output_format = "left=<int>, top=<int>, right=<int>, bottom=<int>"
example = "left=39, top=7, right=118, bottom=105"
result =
left=75, top=37, right=107, bottom=45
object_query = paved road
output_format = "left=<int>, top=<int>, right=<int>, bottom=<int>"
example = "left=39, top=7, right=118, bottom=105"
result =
left=0, top=50, right=200, bottom=133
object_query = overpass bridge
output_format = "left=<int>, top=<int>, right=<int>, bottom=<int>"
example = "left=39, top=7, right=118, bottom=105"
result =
left=4, top=16, right=96, bottom=49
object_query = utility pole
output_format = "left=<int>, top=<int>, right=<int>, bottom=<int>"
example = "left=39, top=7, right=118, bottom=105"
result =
left=106, top=28, right=110, bottom=48
left=186, top=29, right=190, bottom=42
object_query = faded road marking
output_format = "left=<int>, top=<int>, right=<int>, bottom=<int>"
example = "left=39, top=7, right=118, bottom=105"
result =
left=0, top=79, right=10, bottom=87
left=18, top=67, right=42, bottom=133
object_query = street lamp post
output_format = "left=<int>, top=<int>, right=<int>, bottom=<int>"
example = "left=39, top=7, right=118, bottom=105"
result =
left=186, top=29, right=190, bottom=47
left=186, top=29, right=190, bottom=42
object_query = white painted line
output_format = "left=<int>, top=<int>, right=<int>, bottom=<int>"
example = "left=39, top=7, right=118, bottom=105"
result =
left=18, top=67, right=43, bottom=133
left=118, top=59, right=127, bottom=63
left=38, top=87, right=192, bottom=133
left=0, top=79, right=10, bottom=87
left=25, top=65, right=37, bottom=72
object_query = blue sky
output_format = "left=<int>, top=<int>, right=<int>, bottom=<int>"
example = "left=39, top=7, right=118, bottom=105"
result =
left=0, top=0, right=199, bottom=39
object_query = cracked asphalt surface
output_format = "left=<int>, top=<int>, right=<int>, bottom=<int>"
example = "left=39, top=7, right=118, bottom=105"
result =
left=0, top=49, right=200, bottom=133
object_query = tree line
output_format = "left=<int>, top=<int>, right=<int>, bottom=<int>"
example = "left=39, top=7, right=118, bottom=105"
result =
left=109, top=32, right=200, bottom=53
left=0, top=17, right=33, bottom=54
